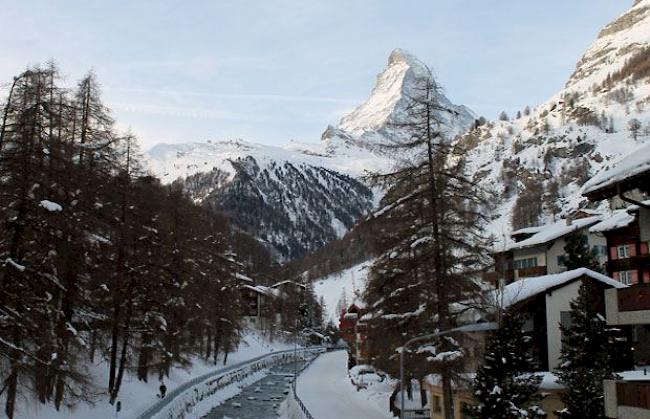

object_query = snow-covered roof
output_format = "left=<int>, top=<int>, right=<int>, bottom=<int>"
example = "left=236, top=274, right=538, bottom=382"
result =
left=582, top=142, right=650, bottom=197
left=271, top=280, right=307, bottom=289
left=241, top=284, right=273, bottom=296
left=589, top=209, right=636, bottom=233
left=495, top=268, right=626, bottom=308
left=256, top=285, right=280, bottom=297
left=235, top=272, right=254, bottom=283
left=505, top=216, right=601, bottom=251
left=452, top=322, right=499, bottom=333
left=511, top=226, right=544, bottom=236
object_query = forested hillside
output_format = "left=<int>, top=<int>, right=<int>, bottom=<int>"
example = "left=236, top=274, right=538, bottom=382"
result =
left=0, top=65, right=250, bottom=418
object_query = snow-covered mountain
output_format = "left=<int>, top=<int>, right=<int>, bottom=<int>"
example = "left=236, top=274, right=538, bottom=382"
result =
left=322, top=48, right=475, bottom=155
left=148, top=140, right=379, bottom=261
left=146, top=50, right=474, bottom=261
left=148, top=1, right=650, bottom=261
left=462, top=0, right=650, bottom=243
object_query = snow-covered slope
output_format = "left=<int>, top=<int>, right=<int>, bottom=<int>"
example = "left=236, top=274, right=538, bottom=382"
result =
left=15, top=331, right=294, bottom=419
left=149, top=140, right=380, bottom=261
left=461, top=0, right=650, bottom=242
left=147, top=49, right=474, bottom=261
left=312, top=262, right=372, bottom=323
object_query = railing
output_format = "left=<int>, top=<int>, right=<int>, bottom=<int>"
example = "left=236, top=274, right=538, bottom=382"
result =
left=292, top=391, right=316, bottom=419
left=289, top=349, right=327, bottom=419
left=516, top=265, right=547, bottom=279
left=617, top=380, right=650, bottom=410
left=608, top=254, right=650, bottom=273
left=134, top=346, right=325, bottom=419
left=618, top=283, right=650, bottom=312
left=483, top=270, right=515, bottom=285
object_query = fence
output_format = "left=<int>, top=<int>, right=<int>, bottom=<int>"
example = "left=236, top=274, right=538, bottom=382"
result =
left=134, top=346, right=325, bottom=419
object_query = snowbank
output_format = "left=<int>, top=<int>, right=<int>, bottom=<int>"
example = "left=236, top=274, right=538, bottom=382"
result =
left=13, top=331, right=294, bottom=419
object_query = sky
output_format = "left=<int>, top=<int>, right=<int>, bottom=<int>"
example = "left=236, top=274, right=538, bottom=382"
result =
left=0, top=0, right=633, bottom=149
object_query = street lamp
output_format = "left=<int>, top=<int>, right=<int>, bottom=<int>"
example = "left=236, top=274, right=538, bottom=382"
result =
left=399, top=329, right=455, bottom=419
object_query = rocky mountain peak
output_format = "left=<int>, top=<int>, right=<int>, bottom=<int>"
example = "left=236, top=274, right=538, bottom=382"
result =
left=329, top=48, right=474, bottom=149
left=566, top=0, right=650, bottom=91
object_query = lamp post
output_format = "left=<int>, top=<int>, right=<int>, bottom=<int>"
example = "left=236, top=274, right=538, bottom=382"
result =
left=399, top=329, right=454, bottom=419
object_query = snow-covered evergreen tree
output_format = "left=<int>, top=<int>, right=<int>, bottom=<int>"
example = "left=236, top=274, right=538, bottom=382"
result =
left=555, top=282, right=619, bottom=419
left=362, top=70, right=492, bottom=419
left=563, top=233, right=602, bottom=272
left=466, top=311, right=545, bottom=419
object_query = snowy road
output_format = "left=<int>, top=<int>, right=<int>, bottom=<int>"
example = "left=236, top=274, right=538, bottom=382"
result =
left=296, top=351, right=394, bottom=419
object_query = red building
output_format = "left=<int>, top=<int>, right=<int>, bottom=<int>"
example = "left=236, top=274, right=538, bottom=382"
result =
left=339, top=301, right=368, bottom=368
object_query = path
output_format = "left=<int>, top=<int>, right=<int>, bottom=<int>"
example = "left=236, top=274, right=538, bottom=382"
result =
left=296, top=350, right=394, bottom=419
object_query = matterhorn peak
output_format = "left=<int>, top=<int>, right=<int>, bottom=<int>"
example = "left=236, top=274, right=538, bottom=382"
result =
left=387, top=48, right=422, bottom=67
left=333, top=48, right=471, bottom=140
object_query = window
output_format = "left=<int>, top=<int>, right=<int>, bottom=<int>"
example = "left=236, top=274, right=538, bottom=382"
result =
left=617, top=245, right=630, bottom=259
left=591, top=245, right=607, bottom=256
left=514, top=257, right=538, bottom=270
left=619, top=270, right=634, bottom=285
left=557, top=255, right=567, bottom=266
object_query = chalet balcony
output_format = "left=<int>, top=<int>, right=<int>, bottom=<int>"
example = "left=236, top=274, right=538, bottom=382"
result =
left=608, top=254, right=650, bottom=273
left=516, top=265, right=547, bottom=279
left=605, top=380, right=650, bottom=418
left=605, top=284, right=650, bottom=326
left=482, top=270, right=515, bottom=285
left=618, top=283, right=650, bottom=312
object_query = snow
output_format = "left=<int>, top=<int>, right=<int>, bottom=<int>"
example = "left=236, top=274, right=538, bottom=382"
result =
left=504, top=216, right=602, bottom=251
left=490, top=268, right=626, bottom=309
left=241, top=284, right=274, bottom=296
left=312, top=262, right=371, bottom=323
left=13, top=331, right=295, bottom=419
left=4, top=258, right=25, bottom=272
left=235, top=272, right=254, bottom=283
left=582, top=142, right=650, bottom=196
left=296, top=350, right=395, bottom=419
left=146, top=137, right=391, bottom=184
left=39, top=199, right=62, bottom=212
left=589, top=209, right=636, bottom=233
left=338, top=49, right=423, bottom=136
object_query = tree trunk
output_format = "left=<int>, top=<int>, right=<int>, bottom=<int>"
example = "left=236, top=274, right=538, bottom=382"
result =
left=137, top=333, right=151, bottom=382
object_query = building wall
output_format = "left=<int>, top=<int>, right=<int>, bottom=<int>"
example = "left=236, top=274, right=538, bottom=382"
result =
left=545, top=280, right=582, bottom=370
left=546, top=239, right=566, bottom=274
left=640, top=208, right=650, bottom=243
left=513, top=247, right=547, bottom=279
left=588, top=231, right=609, bottom=267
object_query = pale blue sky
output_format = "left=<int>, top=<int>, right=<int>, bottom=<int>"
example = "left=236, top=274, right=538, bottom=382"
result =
left=0, top=1, right=632, bottom=148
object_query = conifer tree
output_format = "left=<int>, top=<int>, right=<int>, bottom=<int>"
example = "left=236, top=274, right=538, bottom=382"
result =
left=466, top=311, right=545, bottom=419
left=363, top=71, right=491, bottom=419
left=0, top=64, right=248, bottom=417
left=563, top=233, right=602, bottom=272
left=555, top=282, right=619, bottom=419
